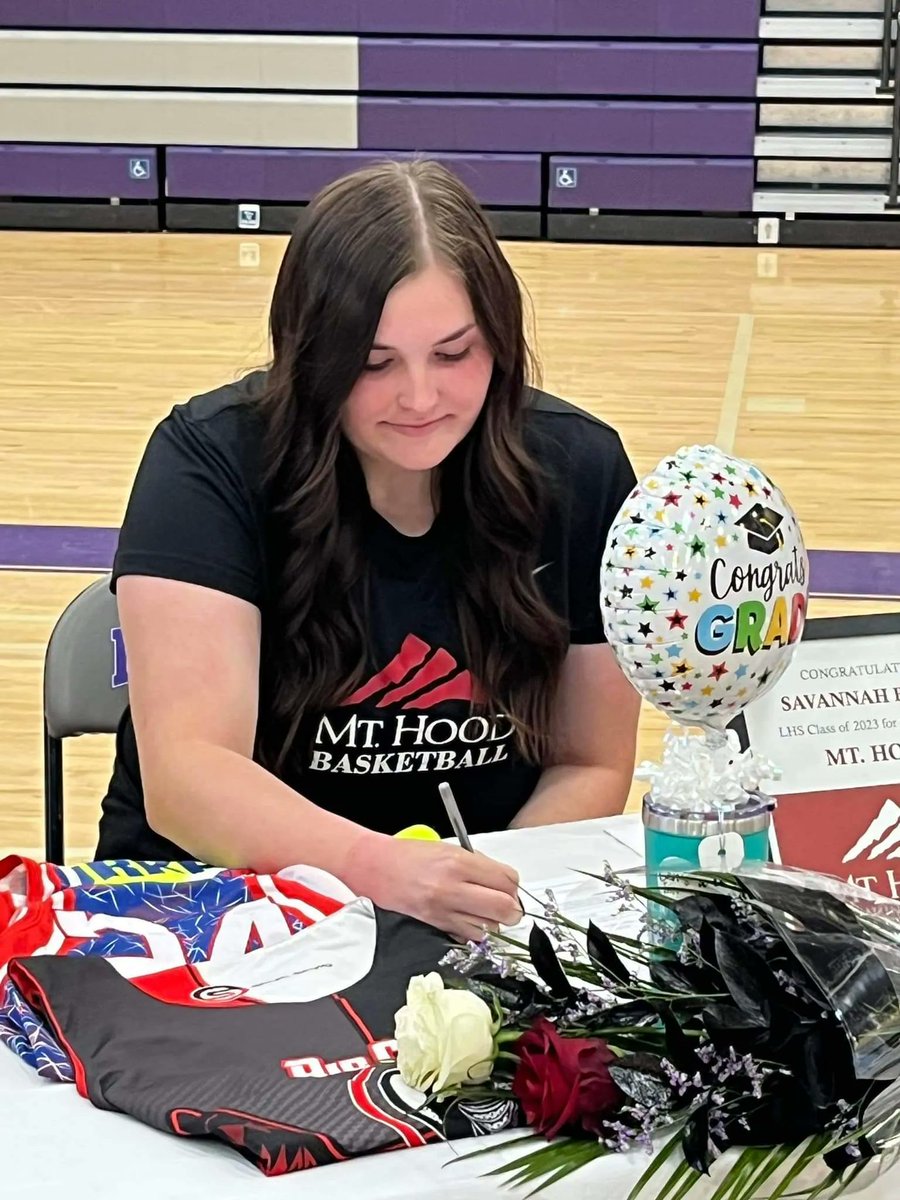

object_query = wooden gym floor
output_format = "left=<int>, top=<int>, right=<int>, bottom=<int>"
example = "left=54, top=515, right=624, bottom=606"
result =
left=1, top=232, right=898, bottom=863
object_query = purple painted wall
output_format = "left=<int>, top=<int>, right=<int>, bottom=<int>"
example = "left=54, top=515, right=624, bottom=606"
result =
left=548, top=156, right=754, bottom=211
left=5, top=0, right=761, bottom=37
left=166, top=148, right=541, bottom=206
left=359, top=41, right=759, bottom=98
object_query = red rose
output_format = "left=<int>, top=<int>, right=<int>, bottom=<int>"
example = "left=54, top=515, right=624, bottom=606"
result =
left=512, top=1017, right=623, bottom=1140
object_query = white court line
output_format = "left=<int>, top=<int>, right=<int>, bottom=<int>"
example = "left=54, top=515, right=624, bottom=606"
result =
left=716, top=313, right=755, bottom=453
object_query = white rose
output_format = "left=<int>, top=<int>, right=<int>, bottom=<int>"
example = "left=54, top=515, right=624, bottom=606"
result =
left=395, top=972, right=496, bottom=1094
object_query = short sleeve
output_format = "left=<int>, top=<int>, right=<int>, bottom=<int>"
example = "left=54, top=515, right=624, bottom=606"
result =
left=111, top=408, right=264, bottom=607
left=567, top=430, right=637, bottom=645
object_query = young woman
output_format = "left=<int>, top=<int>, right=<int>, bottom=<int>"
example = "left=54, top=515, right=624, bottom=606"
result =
left=98, top=160, right=640, bottom=941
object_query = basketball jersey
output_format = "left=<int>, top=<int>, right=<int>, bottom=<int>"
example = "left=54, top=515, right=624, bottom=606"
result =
left=6, top=900, right=519, bottom=1174
left=0, top=853, right=354, bottom=1080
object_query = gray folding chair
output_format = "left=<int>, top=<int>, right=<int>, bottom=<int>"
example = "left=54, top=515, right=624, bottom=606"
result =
left=43, top=576, right=129, bottom=863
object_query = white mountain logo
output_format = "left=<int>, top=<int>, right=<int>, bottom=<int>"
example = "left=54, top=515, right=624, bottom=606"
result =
left=842, top=799, right=900, bottom=863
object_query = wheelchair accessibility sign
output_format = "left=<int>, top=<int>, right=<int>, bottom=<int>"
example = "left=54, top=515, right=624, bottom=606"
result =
left=128, top=158, right=151, bottom=181
left=555, top=166, right=578, bottom=189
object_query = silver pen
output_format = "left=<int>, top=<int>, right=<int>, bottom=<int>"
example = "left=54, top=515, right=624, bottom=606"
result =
left=438, top=781, right=474, bottom=852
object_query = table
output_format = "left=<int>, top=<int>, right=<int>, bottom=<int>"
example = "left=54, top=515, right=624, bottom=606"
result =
left=2, top=816, right=895, bottom=1198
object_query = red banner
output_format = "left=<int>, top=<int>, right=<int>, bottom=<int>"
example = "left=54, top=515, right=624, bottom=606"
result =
left=773, top=783, right=900, bottom=898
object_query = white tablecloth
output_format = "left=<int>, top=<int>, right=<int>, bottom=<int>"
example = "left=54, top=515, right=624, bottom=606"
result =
left=1, top=816, right=895, bottom=1198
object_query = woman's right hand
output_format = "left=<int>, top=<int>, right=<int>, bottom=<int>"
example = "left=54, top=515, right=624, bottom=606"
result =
left=349, top=836, right=522, bottom=944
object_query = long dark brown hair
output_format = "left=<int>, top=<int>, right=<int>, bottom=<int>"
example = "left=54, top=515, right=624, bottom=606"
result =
left=257, top=159, right=568, bottom=772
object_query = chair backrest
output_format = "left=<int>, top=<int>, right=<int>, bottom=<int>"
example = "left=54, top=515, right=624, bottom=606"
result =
left=44, top=576, right=129, bottom=739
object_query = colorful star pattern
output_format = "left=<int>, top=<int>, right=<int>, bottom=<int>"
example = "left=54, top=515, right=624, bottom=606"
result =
left=598, top=444, right=806, bottom=728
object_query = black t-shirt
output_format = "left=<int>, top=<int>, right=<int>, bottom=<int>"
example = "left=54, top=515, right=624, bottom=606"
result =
left=97, top=373, right=635, bottom=861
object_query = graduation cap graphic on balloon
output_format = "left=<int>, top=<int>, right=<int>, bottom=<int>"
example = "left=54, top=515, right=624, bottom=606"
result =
left=736, top=503, right=784, bottom=556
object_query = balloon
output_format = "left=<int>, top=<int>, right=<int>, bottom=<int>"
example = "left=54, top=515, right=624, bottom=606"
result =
left=600, top=445, right=808, bottom=728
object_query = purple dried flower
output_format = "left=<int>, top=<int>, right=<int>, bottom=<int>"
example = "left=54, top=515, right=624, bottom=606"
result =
left=677, top=927, right=702, bottom=964
left=541, top=888, right=560, bottom=920
left=690, top=1043, right=773, bottom=1101
left=600, top=862, right=636, bottom=907
left=709, top=1108, right=727, bottom=1147
left=774, top=969, right=799, bottom=997
left=728, top=895, right=757, bottom=922
left=440, top=935, right=528, bottom=980
left=660, top=1058, right=694, bottom=1096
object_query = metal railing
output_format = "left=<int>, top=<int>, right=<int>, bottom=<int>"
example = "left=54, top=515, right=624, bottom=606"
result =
left=880, top=0, right=896, bottom=92
left=891, top=7, right=900, bottom=205
left=881, top=0, right=900, bottom=206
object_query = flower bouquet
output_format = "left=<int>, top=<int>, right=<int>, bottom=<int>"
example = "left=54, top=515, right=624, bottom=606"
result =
left=393, top=863, right=900, bottom=1198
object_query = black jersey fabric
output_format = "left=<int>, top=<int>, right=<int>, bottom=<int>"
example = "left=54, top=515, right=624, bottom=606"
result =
left=97, top=372, right=635, bottom=860
left=7, top=901, right=514, bottom=1174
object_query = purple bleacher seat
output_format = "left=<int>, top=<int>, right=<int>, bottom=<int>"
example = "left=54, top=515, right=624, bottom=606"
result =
left=547, top=156, right=754, bottom=211
left=165, top=148, right=541, bottom=206
left=559, top=0, right=760, bottom=38
left=358, top=100, right=756, bottom=156
left=7, top=0, right=761, bottom=37
left=360, top=41, right=758, bottom=98
left=0, top=144, right=156, bottom=198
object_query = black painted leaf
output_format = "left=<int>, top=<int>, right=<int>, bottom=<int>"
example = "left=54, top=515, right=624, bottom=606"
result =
left=598, top=999, right=657, bottom=1027
left=713, top=930, right=774, bottom=1027
left=613, top=1051, right=665, bottom=1074
left=587, top=920, right=630, bottom=985
left=682, top=1103, right=713, bottom=1174
left=657, top=1004, right=701, bottom=1074
left=740, top=877, right=865, bottom=937
left=704, top=1002, right=770, bottom=1046
left=528, top=923, right=576, bottom=1002
left=796, top=1023, right=856, bottom=1111
left=649, top=957, right=713, bottom=996
left=824, top=1138, right=876, bottom=1172
left=727, top=1080, right=820, bottom=1145
left=673, top=893, right=738, bottom=934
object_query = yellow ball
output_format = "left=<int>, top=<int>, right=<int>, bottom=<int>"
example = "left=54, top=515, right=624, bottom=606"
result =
left=394, top=824, right=441, bottom=841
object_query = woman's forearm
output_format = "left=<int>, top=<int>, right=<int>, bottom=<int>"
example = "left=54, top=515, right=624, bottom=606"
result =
left=508, top=763, right=631, bottom=829
left=143, top=740, right=388, bottom=886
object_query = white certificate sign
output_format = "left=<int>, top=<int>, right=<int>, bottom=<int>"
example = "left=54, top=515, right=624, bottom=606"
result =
left=737, top=615, right=900, bottom=897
